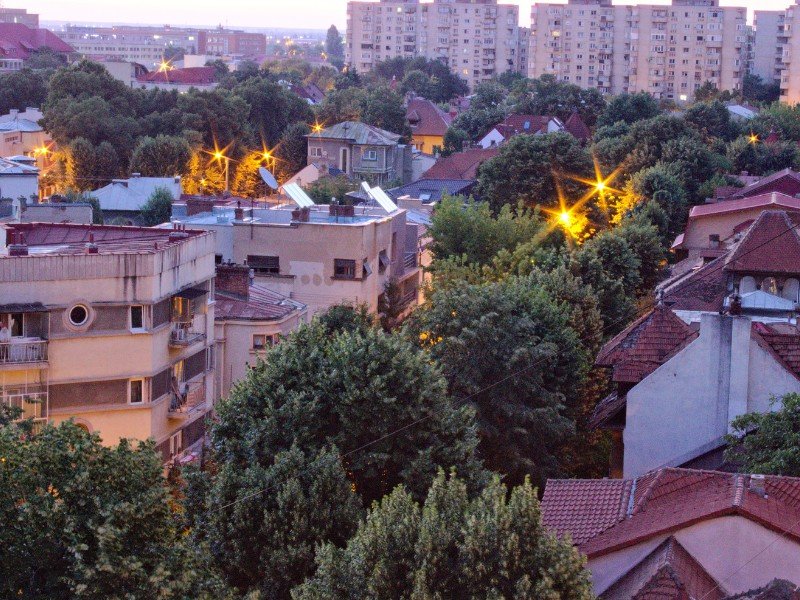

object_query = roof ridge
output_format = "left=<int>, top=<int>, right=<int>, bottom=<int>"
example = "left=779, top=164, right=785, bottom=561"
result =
left=733, top=473, right=745, bottom=507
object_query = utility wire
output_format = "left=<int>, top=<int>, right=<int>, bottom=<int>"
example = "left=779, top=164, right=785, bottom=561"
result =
left=213, top=212, right=800, bottom=513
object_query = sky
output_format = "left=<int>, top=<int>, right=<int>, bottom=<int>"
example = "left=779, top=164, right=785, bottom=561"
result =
left=24, top=0, right=789, bottom=30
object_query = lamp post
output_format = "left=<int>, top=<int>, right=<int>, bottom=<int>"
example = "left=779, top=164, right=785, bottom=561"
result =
left=214, top=151, right=230, bottom=194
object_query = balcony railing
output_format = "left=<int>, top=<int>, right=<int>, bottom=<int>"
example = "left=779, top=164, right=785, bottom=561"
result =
left=169, top=325, right=205, bottom=347
left=168, top=379, right=206, bottom=417
left=1, top=389, right=48, bottom=422
left=404, top=252, right=418, bottom=270
left=0, top=339, right=48, bottom=366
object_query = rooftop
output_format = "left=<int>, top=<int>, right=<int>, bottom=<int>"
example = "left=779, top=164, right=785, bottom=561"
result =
left=688, top=192, right=800, bottom=219
left=724, top=210, right=800, bottom=275
left=0, top=117, right=42, bottom=133
left=216, top=284, right=304, bottom=322
left=0, top=222, right=207, bottom=257
left=136, top=66, right=216, bottom=86
left=0, top=23, right=73, bottom=60
left=307, top=121, right=401, bottom=146
left=422, top=147, right=499, bottom=180
left=542, top=468, right=800, bottom=559
left=0, top=157, right=38, bottom=176
left=488, top=113, right=560, bottom=139
left=93, top=175, right=181, bottom=213
left=407, top=97, right=452, bottom=138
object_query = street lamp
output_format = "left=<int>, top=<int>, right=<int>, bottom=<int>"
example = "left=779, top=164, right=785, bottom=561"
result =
left=213, top=150, right=231, bottom=193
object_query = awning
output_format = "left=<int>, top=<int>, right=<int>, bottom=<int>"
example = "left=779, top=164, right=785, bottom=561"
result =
left=174, top=288, right=206, bottom=300
left=0, top=302, right=48, bottom=313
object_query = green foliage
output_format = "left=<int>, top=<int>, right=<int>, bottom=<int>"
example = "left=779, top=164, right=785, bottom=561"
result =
left=294, top=471, right=593, bottom=599
left=753, top=103, right=800, bottom=142
left=372, top=56, right=468, bottom=103
left=0, top=420, right=229, bottom=598
left=325, top=25, right=345, bottom=65
left=0, top=68, right=48, bottom=114
left=211, top=319, right=486, bottom=504
left=129, top=134, right=191, bottom=177
left=441, top=126, right=469, bottom=156
left=428, top=197, right=546, bottom=266
left=727, top=135, right=800, bottom=176
left=597, top=92, right=661, bottom=128
left=742, top=73, right=781, bottom=104
left=684, top=101, right=739, bottom=141
left=476, top=132, right=593, bottom=212
left=206, top=58, right=231, bottom=81
left=305, top=175, right=359, bottom=204
left=64, top=136, right=121, bottom=190
left=235, top=77, right=313, bottom=147
left=139, top=186, right=175, bottom=226
left=201, top=445, right=361, bottom=597
left=316, top=85, right=411, bottom=139
left=621, top=163, right=688, bottom=240
left=725, top=393, right=800, bottom=476
left=449, top=106, right=506, bottom=141
left=407, top=276, right=586, bottom=485
left=510, top=74, right=606, bottom=126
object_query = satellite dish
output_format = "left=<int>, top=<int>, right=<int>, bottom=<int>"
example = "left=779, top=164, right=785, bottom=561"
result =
left=259, top=167, right=278, bottom=190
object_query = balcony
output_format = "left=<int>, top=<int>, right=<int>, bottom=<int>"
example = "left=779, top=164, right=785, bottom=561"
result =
left=1, top=386, right=47, bottom=423
left=168, top=378, right=206, bottom=418
left=169, top=322, right=205, bottom=348
left=0, top=339, right=48, bottom=368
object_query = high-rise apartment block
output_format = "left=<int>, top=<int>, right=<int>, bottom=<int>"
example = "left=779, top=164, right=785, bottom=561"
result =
left=752, top=11, right=787, bottom=86
left=529, top=0, right=747, bottom=101
left=346, top=0, right=524, bottom=90
left=780, top=2, right=800, bottom=104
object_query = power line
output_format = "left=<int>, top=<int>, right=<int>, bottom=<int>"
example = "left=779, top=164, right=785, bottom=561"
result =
left=213, top=212, right=800, bottom=514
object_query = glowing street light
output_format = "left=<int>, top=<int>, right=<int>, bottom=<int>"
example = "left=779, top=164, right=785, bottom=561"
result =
left=748, top=133, right=759, bottom=145
left=559, top=211, right=572, bottom=226
left=211, top=149, right=231, bottom=193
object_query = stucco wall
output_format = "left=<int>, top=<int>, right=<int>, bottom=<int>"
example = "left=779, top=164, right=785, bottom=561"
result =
left=624, top=314, right=800, bottom=478
left=588, top=516, right=800, bottom=596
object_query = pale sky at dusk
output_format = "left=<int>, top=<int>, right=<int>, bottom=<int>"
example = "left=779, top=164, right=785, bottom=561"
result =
left=22, top=0, right=788, bottom=30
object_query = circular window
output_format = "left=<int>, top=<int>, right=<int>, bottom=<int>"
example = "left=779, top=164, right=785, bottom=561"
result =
left=68, top=305, right=89, bottom=327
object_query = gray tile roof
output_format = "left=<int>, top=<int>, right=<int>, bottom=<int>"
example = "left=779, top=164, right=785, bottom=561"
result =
left=308, top=121, right=401, bottom=146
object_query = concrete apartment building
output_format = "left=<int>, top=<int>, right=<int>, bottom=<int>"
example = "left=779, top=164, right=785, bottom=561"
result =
left=529, top=0, right=747, bottom=101
left=56, top=25, right=201, bottom=69
left=0, top=7, right=38, bottom=28
left=752, top=10, right=787, bottom=85
left=346, top=0, right=524, bottom=90
left=779, top=2, right=800, bottom=104
left=172, top=202, right=422, bottom=316
left=198, top=28, right=267, bottom=56
left=0, top=223, right=217, bottom=463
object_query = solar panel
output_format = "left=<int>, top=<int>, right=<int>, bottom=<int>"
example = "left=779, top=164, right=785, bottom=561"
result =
left=369, top=186, right=399, bottom=213
left=283, top=183, right=315, bottom=208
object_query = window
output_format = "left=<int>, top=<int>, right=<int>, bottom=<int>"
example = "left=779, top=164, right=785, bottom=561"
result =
left=130, top=379, right=144, bottom=404
left=334, top=259, right=356, bottom=279
left=130, top=305, right=144, bottom=329
left=363, top=258, right=373, bottom=277
left=169, top=431, right=182, bottom=457
left=363, top=149, right=378, bottom=161
left=379, top=250, right=391, bottom=273
left=247, top=255, right=280, bottom=275
left=310, top=146, right=323, bottom=157
left=253, top=334, right=272, bottom=350
left=68, top=305, right=89, bottom=327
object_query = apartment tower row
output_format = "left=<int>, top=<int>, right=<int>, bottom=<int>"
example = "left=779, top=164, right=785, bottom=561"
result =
left=346, top=0, right=749, bottom=101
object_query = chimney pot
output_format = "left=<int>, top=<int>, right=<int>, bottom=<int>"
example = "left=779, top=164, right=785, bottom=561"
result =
left=749, top=474, right=767, bottom=497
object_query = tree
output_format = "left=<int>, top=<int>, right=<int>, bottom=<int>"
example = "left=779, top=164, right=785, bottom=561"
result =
left=305, top=175, right=359, bottom=204
left=211, top=319, right=486, bottom=504
left=619, top=163, right=688, bottom=240
left=441, top=126, right=468, bottom=156
left=0, top=69, right=48, bottom=115
left=59, top=190, right=103, bottom=224
left=407, top=276, right=586, bottom=485
left=206, top=59, right=230, bottom=81
left=129, top=134, right=192, bottom=177
left=360, top=86, right=412, bottom=140
left=139, top=186, right=175, bottom=226
left=725, top=393, right=800, bottom=476
left=234, top=78, right=313, bottom=147
left=684, top=100, right=739, bottom=141
left=26, top=48, right=67, bottom=70
left=510, top=74, right=606, bottom=126
left=476, top=132, right=593, bottom=213
left=727, top=135, right=800, bottom=176
left=274, top=122, right=311, bottom=182
left=742, top=73, right=781, bottom=104
left=597, top=92, right=661, bottom=128
left=428, top=197, right=545, bottom=266
left=199, top=445, right=361, bottom=597
left=325, top=25, right=345, bottom=69
left=694, top=81, right=720, bottom=102
left=294, top=471, right=593, bottom=599
left=0, top=419, right=230, bottom=598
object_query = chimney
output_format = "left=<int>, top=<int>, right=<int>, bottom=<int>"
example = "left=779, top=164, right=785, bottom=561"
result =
left=709, top=234, right=720, bottom=248
left=168, top=221, right=189, bottom=242
left=131, top=172, right=141, bottom=178
left=85, top=232, right=98, bottom=254
left=749, top=474, right=766, bottom=497
left=215, top=263, right=250, bottom=298
left=9, top=109, right=18, bottom=119
left=729, top=293, right=742, bottom=316
left=7, top=231, right=28, bottom=256
left=234, top=200, right=244, bottom=221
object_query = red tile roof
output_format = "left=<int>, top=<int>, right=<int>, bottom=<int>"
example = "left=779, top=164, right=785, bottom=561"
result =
left=752, top=322, right=800, bottom=381
left=724, top=210, right=800, bottom=275
left=662, top=255, right=730, bottom=312
left=215, top=285, right=301, bottom=321
left=407, top=97, right=452, bottom=137
left=729, top=169, right=800, bottom=200
left=0, top=23, right=73, bottom=59
left=603, top=537, right=723, bottom=600
left=590, top=390, right=627, bottom=429
left=422, top=147, right=499, bottom=180
left=489, top=114, right=556, bottom=140
left=689, top=192, right=800, bottom=219
left=565, top=111, right=591, bottom=143
left=541, top=478, right=633, bottom=545
left=137, top=66, right=216, bottom=85
left=541, top=468, right=800, bottom=560
left=725, top=579, right=800, bottom=599
left=595, top=304, right=698, bottom=383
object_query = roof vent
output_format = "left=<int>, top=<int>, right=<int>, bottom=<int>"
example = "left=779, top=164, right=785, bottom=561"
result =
left=749, top=474, right=767, bottom=497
